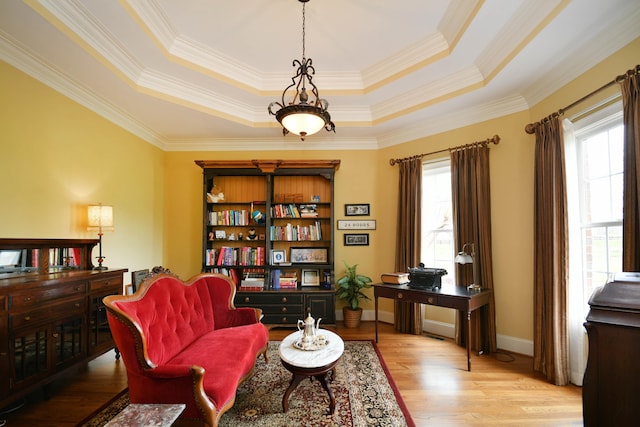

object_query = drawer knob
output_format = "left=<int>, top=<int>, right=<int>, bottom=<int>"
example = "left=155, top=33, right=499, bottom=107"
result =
left=24, top=297, right=31, bottom=302
left=397, top=293, right=403, bottom=299
left=75, top=287, right=82, bottom=291
left=282, top=317, right=288, bottom=322
left=244, top=297, right=250, bottom=303
left=281, top=297, right=288, bottom=303
left=428, top=297, right=434, bottom=304
left=281, top=307, right=287, bottom=313
left=75, top=303, right=81, bottom=308
left=52, top=333, right=59, bottom=338
left=24, top=316, right=31, bottom=321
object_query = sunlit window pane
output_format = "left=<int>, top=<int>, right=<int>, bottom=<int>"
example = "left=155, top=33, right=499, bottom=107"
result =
left=422, top=161, right=455, bottom=286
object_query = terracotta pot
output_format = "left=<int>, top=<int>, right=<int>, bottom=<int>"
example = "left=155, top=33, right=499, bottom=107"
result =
left=342, top=307, right=363, bottom=328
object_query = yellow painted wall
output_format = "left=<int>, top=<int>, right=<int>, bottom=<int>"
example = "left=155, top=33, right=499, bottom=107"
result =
left=0, top=61, right=165, bottom=278
left=2, top=36, right=638, bottom=348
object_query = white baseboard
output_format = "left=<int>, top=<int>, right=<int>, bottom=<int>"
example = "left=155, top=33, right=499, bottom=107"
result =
left=342, top=309, right=534, bottom=357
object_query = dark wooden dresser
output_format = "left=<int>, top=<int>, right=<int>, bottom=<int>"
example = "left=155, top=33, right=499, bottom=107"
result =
left=0, top=238, right=127, bottom=411
left=583, top=272, right=640, bottom=426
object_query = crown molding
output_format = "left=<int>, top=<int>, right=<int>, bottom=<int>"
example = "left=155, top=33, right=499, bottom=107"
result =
left=0, top=29, right=167, bottom=150
left=163, top=137, right=379, bottom=152
left=376, top=95, right=530, bottom=148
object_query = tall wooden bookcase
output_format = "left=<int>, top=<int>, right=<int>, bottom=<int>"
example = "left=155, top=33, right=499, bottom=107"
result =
left=195, top=160, right=340, bottom=325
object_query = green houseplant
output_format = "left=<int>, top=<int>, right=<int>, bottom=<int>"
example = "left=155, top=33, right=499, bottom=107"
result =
left=336, top=261, right=372, bottom=328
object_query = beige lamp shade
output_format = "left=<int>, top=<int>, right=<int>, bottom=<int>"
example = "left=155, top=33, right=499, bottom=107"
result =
left=87, top=204, right=114, bottom=231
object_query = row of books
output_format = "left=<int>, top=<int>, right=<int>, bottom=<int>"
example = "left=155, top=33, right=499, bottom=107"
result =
left=271, top=204, right=319, bottom=218
left=208, top=209, right=251, bottom=226
left=206, top=267, right=304, bottom=291
left=205, top=246, right=265, bottom=266
left=269, top=221, right=323, bottom=241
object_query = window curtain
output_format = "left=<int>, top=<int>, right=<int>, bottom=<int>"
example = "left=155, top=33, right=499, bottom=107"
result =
left=532, top=115, right=570, bottom=385
left=394, top=158, right=423, bottom=334
left=450, top=145, right=497, bottom=353
left=622, top=68, right=640, bottom=271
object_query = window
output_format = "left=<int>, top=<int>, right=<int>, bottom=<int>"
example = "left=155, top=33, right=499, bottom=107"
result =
left=566, top=102, right=623, bottom=384
left=570, top=107, right=623, bottom=300
left=421, top=160, right=455, bottom=286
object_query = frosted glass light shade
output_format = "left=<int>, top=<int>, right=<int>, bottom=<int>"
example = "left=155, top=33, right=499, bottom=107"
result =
left=281, top=112, right=326, bottom=137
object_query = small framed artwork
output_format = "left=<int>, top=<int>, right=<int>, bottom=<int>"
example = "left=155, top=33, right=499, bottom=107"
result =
left=337, top=220, right=376, bottom=230
left=344, top=233, right=369, bottom=246
left=214, top=230, right=226, bottom=239
left=125, top=284, right=134, bottom=295
left=345, top=203, right=370, bottom=216
left=271, top=249, right=286, bottom=264
left=301, top=269, right=320, bottom=287
left=290, top=247, right=329, bottom=264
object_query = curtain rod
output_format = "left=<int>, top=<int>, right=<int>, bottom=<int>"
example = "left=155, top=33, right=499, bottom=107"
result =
left=389, top=134, right=500, bottom=166
left=525, top=64, right=640, bottom=134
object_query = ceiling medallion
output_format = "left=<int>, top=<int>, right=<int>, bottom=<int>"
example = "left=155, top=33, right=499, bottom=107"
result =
left=268, top=0, right=335, bottom=141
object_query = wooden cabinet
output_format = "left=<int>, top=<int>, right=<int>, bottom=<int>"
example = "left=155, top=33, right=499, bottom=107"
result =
left=0, top=238, right=126, bottom=409
left=235, top=288, right=336, bottom=325
left=195, top=160, right=339, bottom=325
left=583, top=272, right=640, bottom=426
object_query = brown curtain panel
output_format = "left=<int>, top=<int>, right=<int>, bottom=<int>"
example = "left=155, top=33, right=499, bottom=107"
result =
left=622, top=68, right=640, bottom=271
left=532, top=116, right=570, bottom=385
left=450, top=145, right=497, bottom=353
left=394, top=158, right=423, bottom=334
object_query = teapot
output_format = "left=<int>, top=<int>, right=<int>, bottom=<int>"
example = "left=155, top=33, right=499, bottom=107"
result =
left=297, top=312, right=322, bottom=346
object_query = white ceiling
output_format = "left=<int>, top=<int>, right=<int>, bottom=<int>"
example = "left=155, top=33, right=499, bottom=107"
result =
left=1, top=0, right=639, bottom=151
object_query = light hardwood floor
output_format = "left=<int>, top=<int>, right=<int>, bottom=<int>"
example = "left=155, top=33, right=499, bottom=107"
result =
left=1, top=321, right=583, bottom=426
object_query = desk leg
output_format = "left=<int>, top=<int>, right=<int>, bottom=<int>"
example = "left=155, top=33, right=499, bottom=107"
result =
left=375, top=295, right=379, bottom=342
left=466, top=310, right=472, bottom=371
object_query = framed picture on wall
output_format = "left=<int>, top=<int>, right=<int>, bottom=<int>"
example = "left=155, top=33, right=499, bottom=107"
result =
left=344, top=233, right=369, bottom=246
left=345, top=203, right=370, bottom=216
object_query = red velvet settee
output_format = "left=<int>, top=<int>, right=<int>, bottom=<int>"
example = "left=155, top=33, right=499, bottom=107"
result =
left=103, top=273, right=269, bottom=427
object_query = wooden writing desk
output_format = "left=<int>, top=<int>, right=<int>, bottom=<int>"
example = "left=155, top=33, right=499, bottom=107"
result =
left=373, top=283, right=493, bottom=371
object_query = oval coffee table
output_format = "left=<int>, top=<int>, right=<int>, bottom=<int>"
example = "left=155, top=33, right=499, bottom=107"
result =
left=278, top=329, right=344, bottom=415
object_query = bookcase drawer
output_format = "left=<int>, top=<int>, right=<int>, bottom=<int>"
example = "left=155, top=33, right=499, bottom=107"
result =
left=236, top=293, right=303, bottom=305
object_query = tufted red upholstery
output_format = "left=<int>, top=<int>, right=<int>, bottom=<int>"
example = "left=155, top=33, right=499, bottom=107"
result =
left=104, top=273, right=269, bottom=427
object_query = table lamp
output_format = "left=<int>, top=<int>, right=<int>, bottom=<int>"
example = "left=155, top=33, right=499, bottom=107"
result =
left=455, top=242, right=480, bottom=291
left=87, top=203, right=114, bottom=270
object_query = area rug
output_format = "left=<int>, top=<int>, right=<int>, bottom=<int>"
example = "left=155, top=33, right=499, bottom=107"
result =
left=78, top=340, right=414, bottom=427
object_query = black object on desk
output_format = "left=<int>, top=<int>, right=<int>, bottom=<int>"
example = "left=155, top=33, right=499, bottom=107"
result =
left=373, top=283, right=493, bottom=371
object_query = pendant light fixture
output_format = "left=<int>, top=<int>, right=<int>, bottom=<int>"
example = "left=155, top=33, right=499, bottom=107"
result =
left=268, top=0, right=335, bottom=141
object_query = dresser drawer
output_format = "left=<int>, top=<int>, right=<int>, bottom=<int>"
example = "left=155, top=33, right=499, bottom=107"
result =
left=10, top=281, right=86, bottom=310
left=90, top=276, right=123, bottom=292
left=10, top=297, right=85, bottom=329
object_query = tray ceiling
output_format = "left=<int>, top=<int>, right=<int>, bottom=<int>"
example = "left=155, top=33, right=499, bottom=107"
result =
left=1, top=0, right=639, bottom=151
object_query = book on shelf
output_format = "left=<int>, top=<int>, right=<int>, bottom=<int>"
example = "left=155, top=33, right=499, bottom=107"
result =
left=240, top=269, right=265, bottom=291
left=299, top=204, right=318, bottom=217
left=279, top=271, right=298, bottom=289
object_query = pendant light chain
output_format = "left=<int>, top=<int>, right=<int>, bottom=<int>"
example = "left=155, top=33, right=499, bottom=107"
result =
left=301, top=2, right=306, bottom=60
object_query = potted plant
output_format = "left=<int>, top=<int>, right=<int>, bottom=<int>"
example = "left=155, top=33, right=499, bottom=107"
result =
left=336, top=261, right=372, bottom=328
